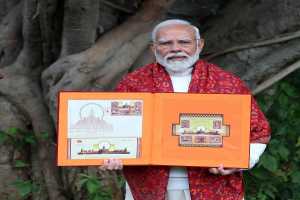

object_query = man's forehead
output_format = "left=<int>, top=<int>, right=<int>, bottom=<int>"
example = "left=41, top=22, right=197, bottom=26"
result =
left=156, top=24, right=195, bottom=40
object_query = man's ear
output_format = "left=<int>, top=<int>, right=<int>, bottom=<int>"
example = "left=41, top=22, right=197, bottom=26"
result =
left=198, top=38, right=205, bottom=51
left=150, top=43, right=156, bottom=54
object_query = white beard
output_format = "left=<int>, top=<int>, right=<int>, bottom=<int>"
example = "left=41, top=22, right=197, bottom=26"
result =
left=155, top=48, right=201, bottom=75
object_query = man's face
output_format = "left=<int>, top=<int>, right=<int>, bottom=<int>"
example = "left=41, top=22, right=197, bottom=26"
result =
left=152, top=24, right=204, bottom=73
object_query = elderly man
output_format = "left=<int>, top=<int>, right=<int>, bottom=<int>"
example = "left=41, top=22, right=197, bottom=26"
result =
left=102, top=19, right=270, bottom=200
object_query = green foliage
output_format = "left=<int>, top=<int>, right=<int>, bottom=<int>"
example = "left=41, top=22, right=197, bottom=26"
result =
left=14, top=160, right=30, bottom=168
left=11, top=179, right=39, bottom=199
left=0, top=128, right=50, bottom=148
left=79, top=173, right=112, bottom=200
left=0, top=128, right=47, bottom=199
left=116, top=172, right=126, bottom=189
left=244, top=70, right=300, bottom=200
left=0, top=128, right=36, bottom=150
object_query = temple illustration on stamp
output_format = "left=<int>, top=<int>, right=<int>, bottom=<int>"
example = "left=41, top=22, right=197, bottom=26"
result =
left=67, top=100, right=143, bottom=159
left=172, top=114, right=230, bottom=147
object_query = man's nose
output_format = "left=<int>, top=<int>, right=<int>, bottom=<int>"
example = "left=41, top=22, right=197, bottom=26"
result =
left=169, top=42, right=182, bottom=52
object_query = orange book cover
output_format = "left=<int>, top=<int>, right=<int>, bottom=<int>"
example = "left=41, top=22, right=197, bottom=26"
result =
left=57, top=92, right=251, bottom=168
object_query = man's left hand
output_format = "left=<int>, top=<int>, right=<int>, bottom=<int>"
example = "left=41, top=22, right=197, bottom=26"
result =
left=208, top=164, right=240, bottom=175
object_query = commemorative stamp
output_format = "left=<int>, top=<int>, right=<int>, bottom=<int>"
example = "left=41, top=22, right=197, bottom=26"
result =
left=173, top=114, right=230, bottom=147
left=111, top=101, right=142, bottom=116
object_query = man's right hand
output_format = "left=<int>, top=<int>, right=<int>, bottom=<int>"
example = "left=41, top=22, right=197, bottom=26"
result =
left=98, top=158, right=123, bottom=170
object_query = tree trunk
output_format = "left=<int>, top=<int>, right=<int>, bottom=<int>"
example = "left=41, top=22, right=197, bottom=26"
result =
left=202, top=0, right=300, bottom=89
left=0, top=1, right=23, bottom=67
left=42, top=0, right=175, bottom=121
left=60, top=0, right=99, bottom=56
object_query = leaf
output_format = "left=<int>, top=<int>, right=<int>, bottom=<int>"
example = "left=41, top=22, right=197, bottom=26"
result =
left=280, top=82, right=299, bottom=97
left=78, top=173, right=90, bottom=188
left=275, top=125, right=288, bottom=136
left=40, top=131, right=49, bottom=140
left=278, top=93, right=289, bottom=106
left=92, top=194, right=103, bottom=200
left=78, top=177, right=88, bottom=188
left=257, top=192, right=268, bottom=200
left=291, top=171, right=300, bottom=183
left=295, top=149, right=300, bottom=161
left=277, top=109, right=288, bottom=120
left=117, top=174, right=126, bottom=188
left=268, top=141, right=279, bottom=156
left=296, top=137, right=300, bottom=147
left=86, top=179, right=100, bottom=194
left=12, top=180, right=32, bottom=197
left=277, top=145, right=290, bottom=161
left=261, top=154, right=278, bottom=172
left=24, top=135, right=36, bottom=145
left=7, top=128, right=19, bottom=137
left=269, top=138, right=281, bottom=146
left=93, top=193, right=110, bottom=200
left=274, top=169, right=288, bottom=182
left=0, top=131, right=8, bottom=144
left=264, top=189, right=276, bottom=199
left=14, top=160, right=29, bottom=168
left=250, top=168, right=271, bottom=180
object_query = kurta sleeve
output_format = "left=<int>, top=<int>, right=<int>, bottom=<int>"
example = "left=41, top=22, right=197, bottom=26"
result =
left=237, top=80, right=271, bottom=143
left=249, top=96, right=271, bottom=143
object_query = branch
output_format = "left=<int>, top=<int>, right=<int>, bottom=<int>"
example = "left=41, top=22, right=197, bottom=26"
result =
left=42, top=0, right=175, bottom=120
left=91, top=32, right=150, bottom=90
left=0, top=67, right=67, bottom=200
left=31, top=147, right=49, bottom=200
left=204, top=30, right=300, bottom=60
left=0, top=2, right=23, bottom=67
left=60, top=0, right=99, bottom=56
left=39, top=0, right=59, bottom=66
left=17, top=0, right=43, bottom=68
left=100, top=0, right=135, bottom=13
left=253, top=59, right=300, bottom=95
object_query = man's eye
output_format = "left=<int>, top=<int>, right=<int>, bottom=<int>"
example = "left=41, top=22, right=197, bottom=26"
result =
left=179, top=40, right=192, bottom=45
left=159, top=41, right=172, bottom=46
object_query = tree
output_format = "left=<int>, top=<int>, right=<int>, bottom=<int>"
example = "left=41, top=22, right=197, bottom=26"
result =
left=0, top=0, right=299, bottom=199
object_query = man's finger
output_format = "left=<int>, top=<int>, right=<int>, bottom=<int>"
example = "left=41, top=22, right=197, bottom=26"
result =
left=111, top=159, right=118, bottom=170
left=100, top=158, right=123, bottom=170
left=104, top=159, right=109, bottom=166
left=113, top=159, right=121, bottom=170
left=217, top=165, right=238, bottom=175
left=219, top=168, right=233, bottom=175
left=208, top=168, right=219, bottom=174
left=98, top=165, right=106, bottom=171
left=115, top=159, right=123, bottom=170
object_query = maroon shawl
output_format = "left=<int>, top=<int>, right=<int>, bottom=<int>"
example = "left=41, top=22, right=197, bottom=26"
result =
left=115, top=60, right=270, bottom=200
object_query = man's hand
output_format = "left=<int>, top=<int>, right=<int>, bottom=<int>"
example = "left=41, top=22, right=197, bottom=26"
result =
left=98, top=158, right=123, bottom=170
left=208, top=164, right=240, bottom=176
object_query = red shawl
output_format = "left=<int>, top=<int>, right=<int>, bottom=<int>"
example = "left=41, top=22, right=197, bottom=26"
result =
left=115, top=60, right=270, bottom=200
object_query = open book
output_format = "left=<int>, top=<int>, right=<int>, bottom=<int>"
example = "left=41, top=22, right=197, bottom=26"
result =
left=57, top=92, right=251, bottom=168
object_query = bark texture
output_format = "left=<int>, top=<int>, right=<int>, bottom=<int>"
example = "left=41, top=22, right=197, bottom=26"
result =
left=203, top=0, right=300, bottom=89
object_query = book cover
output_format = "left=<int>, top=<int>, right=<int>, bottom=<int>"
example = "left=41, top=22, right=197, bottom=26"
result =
left=57, top=92, right=251, bottom=168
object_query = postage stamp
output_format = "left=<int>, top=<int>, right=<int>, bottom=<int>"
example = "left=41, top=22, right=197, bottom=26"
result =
left=173, top=114, right=229, bottom=147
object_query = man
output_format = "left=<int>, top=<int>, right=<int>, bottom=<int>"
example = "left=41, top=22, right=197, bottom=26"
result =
left=102, top=19, right=270, bottom=200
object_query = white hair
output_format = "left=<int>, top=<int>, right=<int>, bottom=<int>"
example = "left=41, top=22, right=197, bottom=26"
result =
left=151, top=19, right=201, bottom=42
